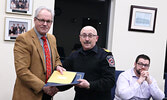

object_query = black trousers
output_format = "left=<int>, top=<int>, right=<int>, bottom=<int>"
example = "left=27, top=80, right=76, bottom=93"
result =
left=42, top=93, right=52, bottom=100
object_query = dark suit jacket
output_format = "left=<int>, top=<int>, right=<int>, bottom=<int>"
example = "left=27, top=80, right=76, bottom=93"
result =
left=12, top=28, right=62, bottom=100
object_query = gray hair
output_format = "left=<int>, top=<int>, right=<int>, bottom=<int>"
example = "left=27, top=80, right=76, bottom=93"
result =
left=34, top=6, right=54, bottom=20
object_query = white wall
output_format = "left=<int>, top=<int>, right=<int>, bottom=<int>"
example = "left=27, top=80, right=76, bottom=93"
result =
left=108, top=0, right=167, bottom=92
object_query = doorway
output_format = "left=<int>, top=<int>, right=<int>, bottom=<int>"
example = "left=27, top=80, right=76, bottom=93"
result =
left=53, top=0, right=111, bottom=60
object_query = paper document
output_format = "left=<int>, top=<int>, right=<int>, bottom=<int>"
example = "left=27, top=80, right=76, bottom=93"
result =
left=47, top=71, right=76, bottom=84
left=45, top=71, right=85, bottom=86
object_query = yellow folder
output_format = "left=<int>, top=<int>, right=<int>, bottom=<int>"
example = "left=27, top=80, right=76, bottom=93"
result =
left=47, top=71, right=77, bottom=84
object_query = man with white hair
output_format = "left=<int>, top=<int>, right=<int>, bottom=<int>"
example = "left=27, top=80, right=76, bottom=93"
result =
left=12, top=6, right=65, bottom=100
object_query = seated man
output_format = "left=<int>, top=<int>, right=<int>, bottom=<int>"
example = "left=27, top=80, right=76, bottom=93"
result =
left=114, top=54, right=165, bottom=100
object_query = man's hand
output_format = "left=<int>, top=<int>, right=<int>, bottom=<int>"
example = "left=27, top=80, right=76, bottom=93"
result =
left=43, top=86, right=59, bottom=96
left=76, top=79, right=90, bottom=89
left=144, top=71, right=152, bottom=84
left=56, top=66, right=66, bottom=74
left=137, top=71, right=146, bottom=84
left=137, top=71, right=152, bottom=84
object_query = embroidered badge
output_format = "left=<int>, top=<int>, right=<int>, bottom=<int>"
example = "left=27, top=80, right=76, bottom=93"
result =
left=106, top=55, right=115, bottom=67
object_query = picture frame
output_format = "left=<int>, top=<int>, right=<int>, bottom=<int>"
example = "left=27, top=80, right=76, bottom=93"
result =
left=128, top=5, right=157, bottom=33
left=6, top=0, right=33, bottom=15
left=5, top=17, right=31, bottom=41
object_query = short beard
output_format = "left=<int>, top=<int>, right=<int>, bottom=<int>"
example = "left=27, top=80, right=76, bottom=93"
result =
left=136, top=69, right=141, bottom=75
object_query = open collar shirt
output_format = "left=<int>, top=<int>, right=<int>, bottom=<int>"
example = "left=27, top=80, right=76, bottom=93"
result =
left=114, top=68, right=165, bottom=100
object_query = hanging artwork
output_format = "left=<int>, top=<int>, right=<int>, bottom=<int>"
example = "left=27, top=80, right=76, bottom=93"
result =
left=128, top=5, right=157, bottom=33
left=5, top=17, right=31, bottom=41
left=6, top=0, right=33, bottom=15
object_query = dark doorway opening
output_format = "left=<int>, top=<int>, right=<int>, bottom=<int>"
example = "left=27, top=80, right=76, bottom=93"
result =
left=53, top=0, right=111, bottom=60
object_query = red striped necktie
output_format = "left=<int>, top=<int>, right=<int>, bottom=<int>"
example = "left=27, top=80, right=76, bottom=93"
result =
left=41, top=36, right=52, bottom=83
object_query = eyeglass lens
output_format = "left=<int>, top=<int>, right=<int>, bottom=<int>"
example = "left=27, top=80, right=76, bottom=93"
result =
left=35, top=17, right=52, bottom=24
left=137, top=62, right=149, bottom=67
left=80, top=33, right=97, bottom=38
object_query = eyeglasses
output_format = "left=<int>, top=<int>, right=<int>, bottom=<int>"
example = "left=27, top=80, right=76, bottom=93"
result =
left=137, top=62, right=150, bottom=68
left=80, top=33, right=97, bottom=38
left=35, top=17, right=53, bottom=24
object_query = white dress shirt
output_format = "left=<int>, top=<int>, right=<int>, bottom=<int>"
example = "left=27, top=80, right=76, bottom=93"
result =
left=114, top=68, right=165, bottom=100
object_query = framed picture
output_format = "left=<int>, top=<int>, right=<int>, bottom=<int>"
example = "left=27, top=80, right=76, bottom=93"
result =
left=5, top=17, right=31, bottom=41
left=6, top=0, right=33, bottom=15
left=128, top=5, right=157, bottom=33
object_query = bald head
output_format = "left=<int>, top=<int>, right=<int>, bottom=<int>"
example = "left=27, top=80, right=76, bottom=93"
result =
left=79, top=26, right=99, bottom=50
left=80, top=26, right=97, bottom=35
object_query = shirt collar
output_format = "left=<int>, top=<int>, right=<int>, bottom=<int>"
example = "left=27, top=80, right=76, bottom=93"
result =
left=79, top=45, right=98, bottom=55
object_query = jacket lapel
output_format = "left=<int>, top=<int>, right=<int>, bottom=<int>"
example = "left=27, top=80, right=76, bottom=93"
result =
left=30, top=29, right=46, bottom=72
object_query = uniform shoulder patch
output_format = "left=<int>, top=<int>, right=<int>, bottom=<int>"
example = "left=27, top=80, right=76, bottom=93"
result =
left=106, top=55, right=115, bottom=67
left=103, top=48, right=110, bottom=52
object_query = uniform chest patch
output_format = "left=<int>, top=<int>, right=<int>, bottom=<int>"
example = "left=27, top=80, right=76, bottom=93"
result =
left=106, top=55, right=115, bottom=67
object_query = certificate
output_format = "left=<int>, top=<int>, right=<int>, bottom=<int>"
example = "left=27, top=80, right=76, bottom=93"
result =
left=45, top=71, right=85, bottom=86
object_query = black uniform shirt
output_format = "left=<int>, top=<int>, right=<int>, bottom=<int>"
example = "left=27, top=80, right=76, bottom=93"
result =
left=63, top=45, right=115, bottom=100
